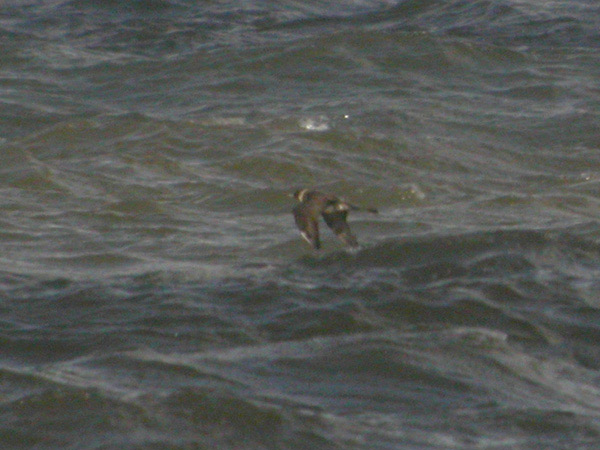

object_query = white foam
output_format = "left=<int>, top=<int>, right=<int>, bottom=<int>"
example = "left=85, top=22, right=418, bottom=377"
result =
left=298, top=116, right=330, bottom=131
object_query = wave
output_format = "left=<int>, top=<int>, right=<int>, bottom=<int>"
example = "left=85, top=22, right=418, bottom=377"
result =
left=1, top=0, right=597, bottom=58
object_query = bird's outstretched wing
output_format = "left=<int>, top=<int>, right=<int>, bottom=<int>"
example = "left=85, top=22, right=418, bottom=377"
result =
left=322, top=210, right=358, bottom=247
left=293, top=203, right=320, bottom=249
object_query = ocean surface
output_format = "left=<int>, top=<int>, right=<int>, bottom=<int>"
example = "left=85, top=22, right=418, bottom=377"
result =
left=1, top=1, right=600, bottom=449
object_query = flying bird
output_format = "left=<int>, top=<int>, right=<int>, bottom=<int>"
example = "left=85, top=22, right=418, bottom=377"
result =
left=291, top=189, right=378, bottom=250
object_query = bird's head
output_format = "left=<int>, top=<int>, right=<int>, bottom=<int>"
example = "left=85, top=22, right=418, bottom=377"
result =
left=291, top=188, right=309, bottom=202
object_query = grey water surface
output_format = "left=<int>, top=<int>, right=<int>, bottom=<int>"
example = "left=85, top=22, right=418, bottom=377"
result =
left=1, top=1, right=600, bottom=449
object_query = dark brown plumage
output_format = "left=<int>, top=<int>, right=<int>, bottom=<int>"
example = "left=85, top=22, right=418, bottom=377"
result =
left=291, top=189, right=377, bottom=250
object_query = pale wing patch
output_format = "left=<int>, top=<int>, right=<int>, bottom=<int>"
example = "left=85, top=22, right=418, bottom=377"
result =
left=300, top=231, right=313, bottom=245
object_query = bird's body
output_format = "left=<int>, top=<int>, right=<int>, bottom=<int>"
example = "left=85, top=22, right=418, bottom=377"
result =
left=291, top=189, right=377, bottom=249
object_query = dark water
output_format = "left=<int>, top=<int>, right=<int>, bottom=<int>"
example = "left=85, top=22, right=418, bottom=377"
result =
left=1, top=1, right=600, bottom=448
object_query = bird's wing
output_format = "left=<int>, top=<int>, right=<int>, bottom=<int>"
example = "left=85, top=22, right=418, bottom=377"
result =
left=293, top=203, right=320, bottom=249
left=322, top=210, right=358, bottom=247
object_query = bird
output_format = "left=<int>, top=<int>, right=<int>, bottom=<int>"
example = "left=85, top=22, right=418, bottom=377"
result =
left=291, top=189, right=378, bottom=250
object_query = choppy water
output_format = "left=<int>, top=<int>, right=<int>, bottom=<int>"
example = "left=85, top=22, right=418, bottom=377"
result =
left=1, top=1, right=600, bottom=449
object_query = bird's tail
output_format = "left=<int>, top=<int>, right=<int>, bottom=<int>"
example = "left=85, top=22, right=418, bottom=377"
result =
left=348, top=204, right=378, bottom=214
